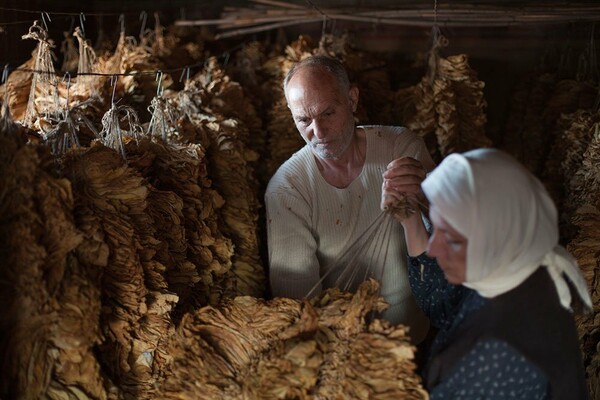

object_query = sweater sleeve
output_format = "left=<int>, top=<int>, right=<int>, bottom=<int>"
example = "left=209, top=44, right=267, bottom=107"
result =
left=265, top=187, right=321, bottom=299
left=408, top=253, right=467, bottom=329
left=392, top=127, right=436, bottom=172
left=430, top=338, right=550, bottom=399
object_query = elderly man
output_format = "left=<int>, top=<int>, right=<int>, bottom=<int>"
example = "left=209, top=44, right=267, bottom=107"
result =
left=265, top=55, right=433, bottom=343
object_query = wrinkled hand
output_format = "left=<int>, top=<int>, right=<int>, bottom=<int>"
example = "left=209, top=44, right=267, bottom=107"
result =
left=381, top=157, right=428, bottom=222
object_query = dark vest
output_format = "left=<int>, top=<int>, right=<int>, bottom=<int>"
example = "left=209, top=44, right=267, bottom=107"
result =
left=426, top=268, right=588, bottom=400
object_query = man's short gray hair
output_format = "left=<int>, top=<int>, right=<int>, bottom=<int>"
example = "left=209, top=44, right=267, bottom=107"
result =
left=283, top=55, right=351, bottom=95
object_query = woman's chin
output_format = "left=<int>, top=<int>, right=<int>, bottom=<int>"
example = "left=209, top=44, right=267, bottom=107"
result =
left=443, top=272, right=463, bottom=285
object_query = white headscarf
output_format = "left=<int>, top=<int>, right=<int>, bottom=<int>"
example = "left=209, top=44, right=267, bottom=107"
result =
left=422, top=148, right=592, bottom=311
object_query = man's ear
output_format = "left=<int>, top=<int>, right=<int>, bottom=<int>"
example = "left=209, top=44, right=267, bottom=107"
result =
left=349, top=86, right=359, bottom=112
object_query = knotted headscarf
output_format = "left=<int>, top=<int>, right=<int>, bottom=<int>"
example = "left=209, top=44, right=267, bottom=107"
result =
left=422, top=148, right=591, bottom=311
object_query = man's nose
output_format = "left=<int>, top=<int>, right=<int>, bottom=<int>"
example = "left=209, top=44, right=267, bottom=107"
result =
left=312, top=120, right=326, bottom=140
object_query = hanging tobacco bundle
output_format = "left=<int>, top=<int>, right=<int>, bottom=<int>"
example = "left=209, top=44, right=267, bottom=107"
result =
left=60, top=30, right=79, bottom=73
left=564, top=118, right=600, bottom=400
left=22, top=21, right=60, bottom=127
left=61, top=143, right=177, bottom=399
left=224, top=41, right=272, bottom=173
left=433, top=53, right=491, bottom=156
left=147, top=93, right=179, bottom=142
left=0, top=58, right=35, bottom=122
left=0, top=104, right=114, bottom=399
left=73, top=26, right=101, bottom=98
left=151, top=12, right=180, bottom=59
left=403, top=29, right=491, bottom=159
left=99, top=102, right=143, bottom=158
left=195, top=58, right=264, bottom=168
left=97, top=29, right=172, bottom=116
left=225, top=40, right=268, bottom=112
left=542, top=110, right=600, bottom=222
left=517, top=77, right=597, bottom=177
left=42, top=108, right=80, bottom=156
left=318, top=33, right=396, bottom=125
left=123, top=137, right=236, bottom=315
left=170, top=58, right=266, bottom=298
left=200, top=117, right=265, bottom=297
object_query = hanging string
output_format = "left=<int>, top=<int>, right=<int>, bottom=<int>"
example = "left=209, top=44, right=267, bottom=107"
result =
left=44, top=71, right=82, bottom=156
left=431, top=0, right=442, bottom=46
left=100, top=88, right=143, bottom=159
left=427, top=0, right=449, bottom=84
left=147, top=70, right=177, bottom=142
left=304, top=211, right=398, bottom=299
left=63, top=71, right=71, bottom=111
left=336, top=214, right=395, bottom=293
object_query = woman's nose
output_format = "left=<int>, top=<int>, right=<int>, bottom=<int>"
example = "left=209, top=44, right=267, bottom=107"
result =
left=426, top=231, right=441, bottom=257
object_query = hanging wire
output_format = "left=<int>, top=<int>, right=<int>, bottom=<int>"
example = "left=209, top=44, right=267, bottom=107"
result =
left=40, top=11, right=50, bottom=31
left=62, top=71, right=71, bottom=111
left=2, top=33, right=243, bottom=80
left=432, top=0, right=441, bottom=39
left=589, top=23, right=599, bottom=83
left=1, top=64, right=8, bottom=84
left=1, top=64, right=9, bottom=120
left=155, top=70, right=164, bottom=96
left=119, top=13, right=126, bottom=34
left=139, top=11, right=148, bottom=38
left=110, top=74, right=118, bottom=104
left=0, top=6, right=146, bottom=17
left=67, top=15, right=75, bottom=33
left=0, top=19, right=42, bottom=27
left=303, top=0, right=327, bottom=18
left=79, top=12, right=86, bottom=37
left=179, top=66, right=190, bottom=84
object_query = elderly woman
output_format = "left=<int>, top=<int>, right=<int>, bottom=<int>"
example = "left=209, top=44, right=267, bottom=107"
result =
left=385, top=148, right=591, bottom=399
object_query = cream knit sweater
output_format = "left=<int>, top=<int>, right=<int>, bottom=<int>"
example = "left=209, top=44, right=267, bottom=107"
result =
left=265, top=126, right=434, bottom=343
